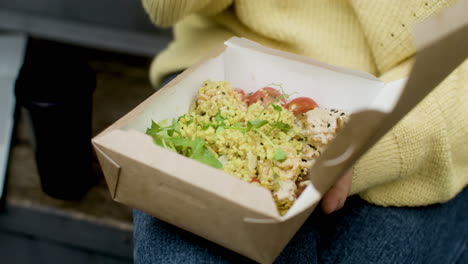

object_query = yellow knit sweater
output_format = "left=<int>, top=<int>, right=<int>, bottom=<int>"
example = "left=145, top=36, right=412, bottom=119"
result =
left=142, top=0, right=468, bottom=207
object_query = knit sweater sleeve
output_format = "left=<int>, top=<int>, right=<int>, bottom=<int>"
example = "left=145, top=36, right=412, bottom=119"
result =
left=142, top=0, right=232, bottom=27
left=351, top=59, right=468, bottom=206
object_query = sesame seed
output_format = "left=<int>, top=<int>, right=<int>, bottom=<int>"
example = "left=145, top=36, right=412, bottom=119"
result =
left=307, top=144, right=317, bottom=150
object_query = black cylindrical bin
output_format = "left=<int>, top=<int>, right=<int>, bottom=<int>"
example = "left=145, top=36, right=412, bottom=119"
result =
left=15, top=39, right=97, bottom=200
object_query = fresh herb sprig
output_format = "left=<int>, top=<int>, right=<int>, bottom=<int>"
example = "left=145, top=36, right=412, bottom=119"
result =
left=268, top=104, right=291, bottom=134
left=257, top=93, right=289, bottom=119
left=146, top=120, right=223, bottom=169
left=257, top=83, right=296, bottom=118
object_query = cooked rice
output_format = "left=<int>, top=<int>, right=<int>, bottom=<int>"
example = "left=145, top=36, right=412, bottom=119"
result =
left=175, top=80, right=349, bottom=215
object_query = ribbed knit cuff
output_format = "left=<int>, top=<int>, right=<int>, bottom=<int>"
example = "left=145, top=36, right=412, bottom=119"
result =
left=350, top=130, right=402, bottom=195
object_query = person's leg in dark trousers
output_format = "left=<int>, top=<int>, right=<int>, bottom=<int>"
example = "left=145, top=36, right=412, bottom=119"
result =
left=133, top=187, right=468, bottom=264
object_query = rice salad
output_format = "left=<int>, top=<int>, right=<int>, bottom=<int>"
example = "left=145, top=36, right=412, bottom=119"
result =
left=146, top=80, right=349, bottom=215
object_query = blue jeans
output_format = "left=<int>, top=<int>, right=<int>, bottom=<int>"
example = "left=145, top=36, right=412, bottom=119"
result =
left=133, top=188, right=467, bottom=264
left=133, top=73, right=468, bottom=263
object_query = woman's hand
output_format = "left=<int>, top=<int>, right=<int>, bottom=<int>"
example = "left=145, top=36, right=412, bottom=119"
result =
left=321, top=169, right=353, bottom=214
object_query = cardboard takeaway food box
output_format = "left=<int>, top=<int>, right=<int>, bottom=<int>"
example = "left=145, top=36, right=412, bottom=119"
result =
left=92, top=4, right=468, bottom=263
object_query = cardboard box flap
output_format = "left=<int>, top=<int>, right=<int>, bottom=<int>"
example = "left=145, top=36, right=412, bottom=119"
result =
left=225, top=37, right=381, bottom=82
left=414, top=0, right=468, bottom=51
left=371, top=78, right=408, bottom=113
left=92, top=141, right=121, bottom=198
left=308, top=110, right=387, bottom=194
left=272, top=110, right=386, bottom=221
left=94, top=129, right=281, bottom=219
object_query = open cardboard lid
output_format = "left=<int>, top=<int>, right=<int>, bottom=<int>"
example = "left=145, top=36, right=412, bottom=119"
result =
left=93, top=0, right=468, bottom=222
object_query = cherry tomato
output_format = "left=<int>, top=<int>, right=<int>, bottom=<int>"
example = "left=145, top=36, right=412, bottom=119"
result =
left=247, top=87, right=287, bottom=106
left=285, top=97, right=319, bottom=115
left=249, top=178, right=261, bottom=184
left=234, top=88, right=249, bottom=103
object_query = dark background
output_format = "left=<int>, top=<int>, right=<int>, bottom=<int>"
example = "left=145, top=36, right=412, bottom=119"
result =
left=0, top=1, right=171, bottom=263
